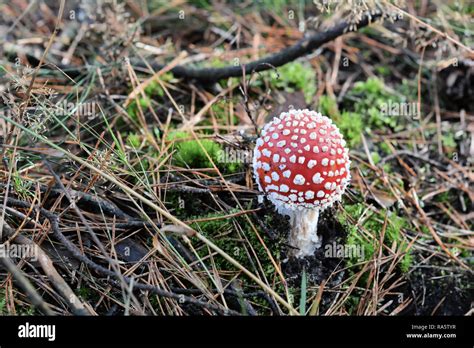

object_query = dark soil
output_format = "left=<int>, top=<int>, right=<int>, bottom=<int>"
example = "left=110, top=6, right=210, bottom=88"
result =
left=260, top=200, right=348, bottom=286
left=403, top=261, right=473, bottom=315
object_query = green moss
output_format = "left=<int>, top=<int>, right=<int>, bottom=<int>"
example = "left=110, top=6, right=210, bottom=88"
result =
left=434, top=190, right=454, bottom=203
left=318, top=94, right=340, bottom=119
left=126, top=73, right=174, bottom=121
left=344, top=77, right=404, bottom=132
left=209, top=58, right=227, bottom=68
left=398, top=78, right=418, bottom=99
left=167, top=131, right=241, bottom=173
left=191, top=213, right=233, bottom=234
left=269, top=62, right=317, bottom=104
left=318, top=77, right=411, bottom=148
left=167, top=131, right=220, bottom=168
left=0, top=290, right=5, bottom=314
left=165, top=192, right=196, bottom=217
left=442, top=132, right=457, bottom=150
left=420, top=225, right=430, bottom=235
left=379, top=142, right=391, bottom=154
left=0, top=289, right=36, bottom=315
left=382, top=163, right=392, bottom=173
left=338, top=203, right=413, bottom=274
left=190, top=210, right=276, bottom=278
left=339, top=204, right=375, bottom=268
left=126, top=96, right=151, bottom=122
left=339, top=111, right=363, bottom=147
left=346, top=295, right=361, bottom=315
left=318, top=95, right=363, bottom=147
left=375, top=65, right=390, bottom=76
left=77, top=286, right=92, bottom=300
left=399, top=249, right=413, bottom=273
left=353, top=77, right=384, bottom=95
left=127, top=133, right=141, bottom=148
left=371, top=151, right=381, bottom=164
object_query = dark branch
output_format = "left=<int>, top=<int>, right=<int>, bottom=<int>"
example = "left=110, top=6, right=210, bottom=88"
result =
left=14, top=12, right=383, bottom=83
left=139, top=12, right=383, bottom=82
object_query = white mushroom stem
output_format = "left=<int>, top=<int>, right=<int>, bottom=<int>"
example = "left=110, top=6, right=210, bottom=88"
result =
left=287, top=208, right=321, bottom=258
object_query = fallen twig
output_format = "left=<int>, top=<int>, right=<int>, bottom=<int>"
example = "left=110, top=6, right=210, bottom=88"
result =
left=139, top=12, right=383, bottom=82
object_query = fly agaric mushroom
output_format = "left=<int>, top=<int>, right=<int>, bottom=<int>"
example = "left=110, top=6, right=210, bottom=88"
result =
left=253, top=109, right=351, bottom=258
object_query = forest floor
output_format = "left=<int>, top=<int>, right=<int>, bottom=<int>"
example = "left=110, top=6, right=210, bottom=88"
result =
left=0, top=0, right=472, bottom=316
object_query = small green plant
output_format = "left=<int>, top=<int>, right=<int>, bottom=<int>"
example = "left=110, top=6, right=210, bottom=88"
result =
left=12, top=174, right=31, bottom=197
left=346, top=224, right=372, bottom=261
left=338, top=111, right=363, bottom=147
left=434, top=189, right=455, bottom=203
left=371, top=151, right=381, bottom=164
left=318, top=94, right=340, bottom=118
left=209, top=57, right=227, bottom=68
left=375, top=65, right=390, bottom=76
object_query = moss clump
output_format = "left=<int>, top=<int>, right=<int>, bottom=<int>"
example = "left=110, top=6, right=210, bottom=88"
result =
left=338, top=203, right=413, bottom=274
left=209, top=98, right=239, bottom=128
left=266, top=62, right=317, bottom=104
left=0, top=290, right=5, bottom=314
left=209, top=58, right=227, bottom=68
left=167, top=131, right=241, bottom=173
left=386, top=214, right=413, bottom=273
left=126, top=133, right=141, bottom=148
left=442, top=132, right=457, bottom=152
left=168, top=131, right=221, bottom=169
left=190, top=210, right=276, bottom=278
left=318, top=77, right=413, bottom=148
left=318, top=95, right=363, bottom=147
left=338, top=111, right=363, bottom=147
left=375, top=65, right=390, bottom=76
left=126, top=96, right=150, bottom=122
left=345, top=77, right=403, bottom=131
left=187, top=209, right=279, bottom=314
left=347, top=77, right=420, bottom=133
left=126, top=74, right=174, bottom=121
left=318, top=94, right=339, bottom=118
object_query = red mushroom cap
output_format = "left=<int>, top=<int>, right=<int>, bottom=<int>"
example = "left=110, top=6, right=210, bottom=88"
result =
left=253, top=109, right=351, bottom=211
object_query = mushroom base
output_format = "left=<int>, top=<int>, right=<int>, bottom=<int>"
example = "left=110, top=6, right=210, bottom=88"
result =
left=287, top=208, right=321, bottom=258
